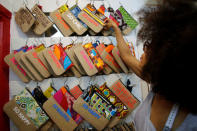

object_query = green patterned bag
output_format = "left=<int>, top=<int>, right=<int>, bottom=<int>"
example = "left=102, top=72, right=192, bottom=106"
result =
left=118, top=6, right=138, bottom=30
left=15, top=89, right=49, bottom=128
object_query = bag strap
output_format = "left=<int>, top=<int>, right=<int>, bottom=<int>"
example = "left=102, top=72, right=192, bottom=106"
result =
left=163, top=104, right=179, bottom=131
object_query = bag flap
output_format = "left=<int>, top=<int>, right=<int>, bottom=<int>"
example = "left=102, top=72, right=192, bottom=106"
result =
left=100, top=50, right=121, bottom=73
left=74, top=45, right=98, bottom=76
left=42, top=48, right=65, bottom=76
left=78, top=11, right=103, bottom=33
left=15, top=7, right=35, bottom=33
left=70, top=66, right=82, bottom=77
left=83, top=43, right=105, bottom=71
left=112, top=47, right=129, bottom=73
left=3, top=99, right=37, bottom=131
left=26, top=49, right=50, bottom=78
left=65, top=45, right=86, bottom=75
left=109, top=80, right=140, bottom=111
left=37, top=50, right=52, bottom=74
left=43, top=97, right=78, bottom=131
left=31, top=4, right=53, bottom=35
left=20, top=51, right=44, bottom=81
left=62, top=10, right=87, bottom=35
left=50, top=10, right=73, bottom=36
left=15, top=88, right=49, bottom=127
left=14, top=51, right=36, bottom=81
left=4, top=53, right=30, bottom=83
left=73, top=97, right=109, bottom=130
left=95, top=44, right=113, bottom=74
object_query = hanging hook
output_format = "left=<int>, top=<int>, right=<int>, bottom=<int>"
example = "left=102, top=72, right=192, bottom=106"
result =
left=59, top=37, right=62, bottom=44
left=36, top=81, right=39, bottom=87
left=76, top=0, right=79, bottom=5
left=41, top=37, right=47, bottom=46
left=65, top=0, right=70, bottom=7
left=83, top=35, right=88, bottom=44
left=119, top=1, right=123, bottom=7
left=90, top=76, right=96, bottom=85
left=25, top=38, right=29, bottom=47
left=65, top=83, right=70, bottom=91
left=72, top=36, right=78, bottom=43
left=35, top=38, right=41, bottom=46
left=25, top=82, right=29, bottom=88
left=92, top=0, right=95, bottom=6
left=87, top=77, right=92, bottom=87
left=23, top=0, right=28, bottom=8
left=105, top=0, right=111, bottom=8
left=50, top=78, right=57, bottom=92
left=37, top=0, right=40, bottom=6
left=78, top=77, right=82, bottom=86
left=101, top=75, right=106, bottom=82
left=63, top=77, right=69, bottom=88
left=51, top=78, right=55, bottom=87
left=50, top=37, right=57, bottom=45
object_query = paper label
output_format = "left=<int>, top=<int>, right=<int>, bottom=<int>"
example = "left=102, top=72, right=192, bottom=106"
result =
left=55, top=12, right=70, bottom=30
left=53, top=104, right=70, bottom=122
left=82, top=103, right=101, bottom=119
left=12, top=106, right=31, bottom=126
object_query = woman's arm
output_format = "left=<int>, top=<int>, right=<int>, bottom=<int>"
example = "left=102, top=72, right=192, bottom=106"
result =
left=105, top=19, right=144, bottom=79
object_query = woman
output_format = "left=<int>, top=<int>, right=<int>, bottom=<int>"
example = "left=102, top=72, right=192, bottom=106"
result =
left=105, top=0, right=197, bottom=130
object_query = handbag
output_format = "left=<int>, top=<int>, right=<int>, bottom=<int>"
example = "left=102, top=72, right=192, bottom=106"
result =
left=50, top=4, right=73, bottom=36
left=15, top=7, right=35, bottom=32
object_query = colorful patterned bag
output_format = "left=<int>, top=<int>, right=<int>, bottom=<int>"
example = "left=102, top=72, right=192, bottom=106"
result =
left=89, top=92, right=117, bottom=120
left=62, top=5, right=87, bottom=35
left=83, top=43, right=105, bottom=71
left=97, top=83, right=129, bottom=119
left=50, top=4, right=73, bottom=36
left=53, top=87, right=83, bottom=124
left=15, top=89, right=49, bottom=128
left=118, top=6, right=138, bottom=31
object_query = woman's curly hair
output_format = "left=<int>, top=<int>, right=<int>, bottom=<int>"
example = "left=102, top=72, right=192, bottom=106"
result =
left=138, top=0, right=197, bottom=114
